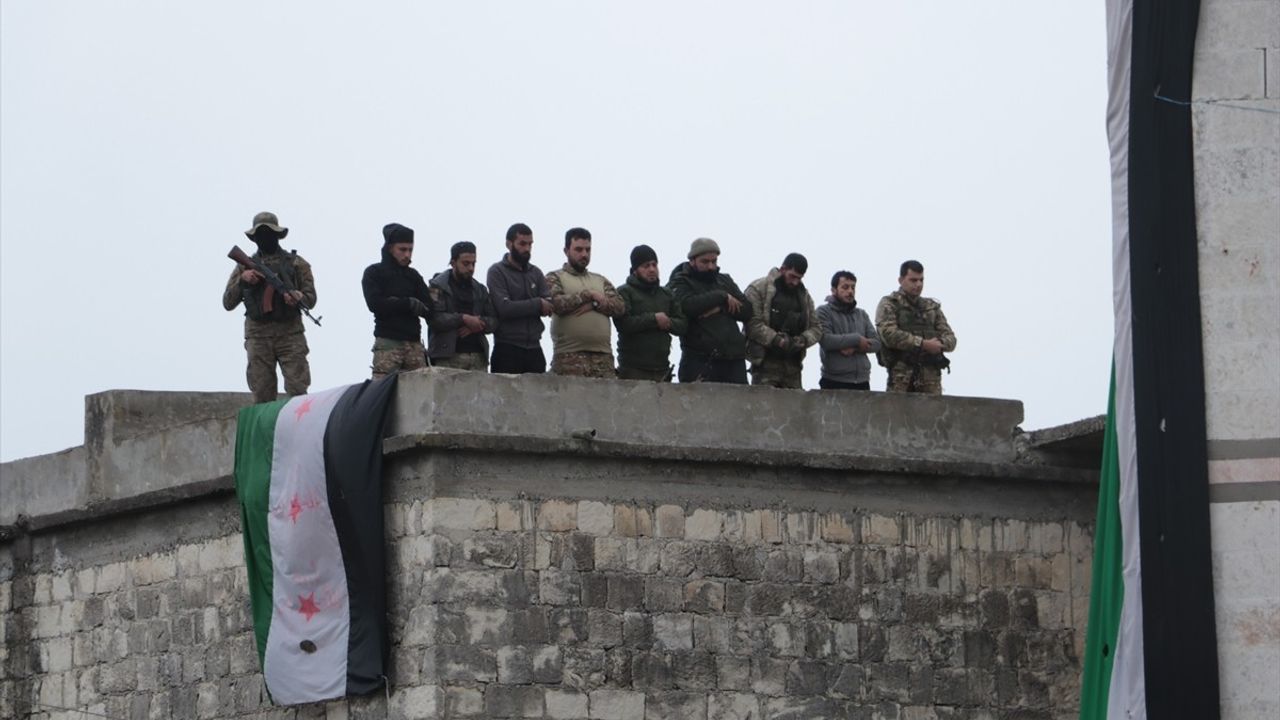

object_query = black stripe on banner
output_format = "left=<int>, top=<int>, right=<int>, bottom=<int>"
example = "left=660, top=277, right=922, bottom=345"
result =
left=324, top=374, right=399, bottom=697
left=1127, top=0, right=1222, bottom=717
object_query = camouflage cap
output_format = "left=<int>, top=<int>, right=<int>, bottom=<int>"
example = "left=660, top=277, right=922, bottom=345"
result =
left=244, top=211, right=289, bottom=240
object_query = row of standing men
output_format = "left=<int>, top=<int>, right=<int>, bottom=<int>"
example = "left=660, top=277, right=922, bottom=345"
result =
left=223, top=212, right=957, bottom=404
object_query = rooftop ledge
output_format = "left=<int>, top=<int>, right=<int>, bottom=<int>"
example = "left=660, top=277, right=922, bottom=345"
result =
left=0, top=369, right=1102, bottom=538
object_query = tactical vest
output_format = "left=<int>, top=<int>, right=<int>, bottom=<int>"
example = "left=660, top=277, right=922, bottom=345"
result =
left=242, top=251, right=302, bottom=322
left=879, top=295, right=938, bottom=366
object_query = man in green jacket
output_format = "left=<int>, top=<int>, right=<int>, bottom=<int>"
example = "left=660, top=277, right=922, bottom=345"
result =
left=614, top=245, right=687, bottom=381
left=745, top=253, right=823, bottom=389
left=667, top=237, right=753, bottom=384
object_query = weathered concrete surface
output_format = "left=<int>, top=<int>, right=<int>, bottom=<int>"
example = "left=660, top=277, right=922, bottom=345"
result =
left=392, top=369, right=1027, bottom=464
left=2, top=371, right=1067, bottom=536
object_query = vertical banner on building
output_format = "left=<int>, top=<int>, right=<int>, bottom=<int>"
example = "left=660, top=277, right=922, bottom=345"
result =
left=234, top=375, right=398, bottom=706
left=1084, top=0, right=1220, bottom=717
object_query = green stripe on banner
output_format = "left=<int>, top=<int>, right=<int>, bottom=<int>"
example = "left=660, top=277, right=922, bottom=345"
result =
left=234, top=399, right=288, bottom=668
left=1079, top=365, right=1124, bottom=718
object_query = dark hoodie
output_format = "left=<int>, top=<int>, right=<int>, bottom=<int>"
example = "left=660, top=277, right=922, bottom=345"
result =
left=666, top=261, right=753, bottom=359
left=361, top=246, right=433, bottom=341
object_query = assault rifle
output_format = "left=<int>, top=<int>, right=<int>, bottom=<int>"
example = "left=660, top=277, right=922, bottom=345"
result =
left=228, top=245, right=322, bottom=327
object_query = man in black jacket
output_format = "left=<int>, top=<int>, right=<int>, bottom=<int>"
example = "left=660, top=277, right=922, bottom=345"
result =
left=361, top=223, right=433, bottom=379
left=427, top=241, right=498, bottom=371
left=667, top=237, right=753, bottom=384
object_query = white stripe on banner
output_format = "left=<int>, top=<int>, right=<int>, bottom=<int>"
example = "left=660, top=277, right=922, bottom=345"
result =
left=1104, top=0, right=1146, bottom=716
left=265, top=386, right=351, bottom=705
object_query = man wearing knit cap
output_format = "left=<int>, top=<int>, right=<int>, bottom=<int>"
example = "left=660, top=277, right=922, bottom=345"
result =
left=667, top=237, right=753, bottom=384
left=427, top=241, right=498, bottom=371
left=546, top=227, right=626, bottom=378
left=222, top=211, right=317, bottom=403
left=614, top=244, right=687, bottom=381
left=744, top=253, right=823, bottom=389
left=361, top=223, right=434, bottom=379
left=486, top=223, right=554, bottom=374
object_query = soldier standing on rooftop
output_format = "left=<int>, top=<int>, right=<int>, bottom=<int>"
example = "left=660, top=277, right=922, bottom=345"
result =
left=222, top=211, right=316, bottom=404
left=361, top=223, right=434, bottom=379
left=874, top=260, right=956, bottom=394
left=546, top=227, right=626, bottom=378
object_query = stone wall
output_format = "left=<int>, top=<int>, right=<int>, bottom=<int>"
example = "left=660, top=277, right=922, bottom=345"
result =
left=1191, top=0, right=1280, bottom=716
left=1, top=371, right=1099, bottom=719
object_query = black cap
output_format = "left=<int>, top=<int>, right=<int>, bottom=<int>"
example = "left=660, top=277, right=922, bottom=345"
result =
left=630, top=244, right=658, bottom=272
left=451, top=241, right=476, bottom=261
left=383, top=223, right=414, bottom=246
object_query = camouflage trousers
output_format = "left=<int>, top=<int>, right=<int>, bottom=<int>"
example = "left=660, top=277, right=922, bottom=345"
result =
left=617, top=366, right=671, bottom=382
left=551, top=351, right=616, bottom=379
left=749, top=358, right=803, bottom=389
left=886, top=363, right=943, bottom=395
left=430, top=352, right=488, bottom=372
left=371, top=338, right=427, bottom=380
left=245, top=333, right=310, bottom=404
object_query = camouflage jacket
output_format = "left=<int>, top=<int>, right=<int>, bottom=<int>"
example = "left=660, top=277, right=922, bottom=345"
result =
left=874, top=290, right=956, bottom=364
left=222, top=250, right=316, bottom=339
left=744, top=268, right=822, bottom=365
left=546, top=264, right=626, bottom=356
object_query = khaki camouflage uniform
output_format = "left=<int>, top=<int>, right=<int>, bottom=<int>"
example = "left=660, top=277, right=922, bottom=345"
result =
left=546, top=265, right=626, bottom=379
left=371, top=339, right=426, bottom=380
left=744, top=269, right=822, bottom=390
left=431, top=352, right=488, bottom=372
left=874, top=290, right=956, bottom=395
left=222, top=251, right=316, bottom=404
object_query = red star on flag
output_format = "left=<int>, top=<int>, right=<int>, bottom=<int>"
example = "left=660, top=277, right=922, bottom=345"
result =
left=294, top=398, right=314, bottom=422
left=298, top=592, right=320, bottom=622
left=289, top=495, right=303, bottom=523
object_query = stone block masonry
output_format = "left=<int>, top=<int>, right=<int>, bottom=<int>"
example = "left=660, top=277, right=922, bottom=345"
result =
left=1, top=372, right=1099, bottom=718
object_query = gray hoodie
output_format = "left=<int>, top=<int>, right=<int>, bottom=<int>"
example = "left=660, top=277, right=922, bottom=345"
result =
left=816, top=296, right=881, bottom=385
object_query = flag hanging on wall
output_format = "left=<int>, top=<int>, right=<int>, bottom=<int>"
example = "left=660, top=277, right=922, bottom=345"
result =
left=1082, top=0, right=1219, bottom=717
left=234, top=375, right=398, bottom=706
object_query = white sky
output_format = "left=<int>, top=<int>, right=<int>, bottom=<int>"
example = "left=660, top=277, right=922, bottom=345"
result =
left=0, top=2, right=1112, bottom=462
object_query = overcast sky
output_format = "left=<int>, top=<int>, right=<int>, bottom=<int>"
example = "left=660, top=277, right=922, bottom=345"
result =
left=0, top=2, right=1111, bottom=462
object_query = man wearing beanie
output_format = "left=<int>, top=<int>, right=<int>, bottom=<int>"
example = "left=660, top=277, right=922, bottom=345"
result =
left=486, top=223, right=554, bottom=374
left=816, top=270, right=881, bottom=390
left=361, top=223, right=434, bottom=379
left=427, top=241, right=498, bottom=371
left=546, top=227, right=626, bottom=378
left=222, top=211, right=317, bottom=403
left=614, top=244, right=686, bottom=381
left=666, top=237, right=753, bottom=383
left=744, top=253, right=823, bottom=389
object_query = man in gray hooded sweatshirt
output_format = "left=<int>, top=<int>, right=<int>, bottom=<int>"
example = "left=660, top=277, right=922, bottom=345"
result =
left=816, top=270, right=881, bottom=390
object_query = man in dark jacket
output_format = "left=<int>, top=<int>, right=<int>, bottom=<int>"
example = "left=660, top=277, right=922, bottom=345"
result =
left=667, top=237, right=753, bottom=384
left=614, top=245, right=687, bottom=381
left=744, top=253, right=823, bottom=389
left=816, top=270, right=881, bottom=390
left=486, top=223, right=553, bottom=374
left=427, top=241, right=498, bottom=371
left=361, top=223, right=434, bottom=379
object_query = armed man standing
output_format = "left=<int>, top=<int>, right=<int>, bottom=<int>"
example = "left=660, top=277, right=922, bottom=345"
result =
left=744, top=253, right=822, bottom=389
left=427, top=241, right=498, bottom=371
left=667, top=237, right=753, bottom=384
left=614, top=245, right=686, bottom=381
left=222, top=211, right=316, bottom=404
left=874, top=260, right=956, bottom=394
left=362, top=223, right=434, bottom=379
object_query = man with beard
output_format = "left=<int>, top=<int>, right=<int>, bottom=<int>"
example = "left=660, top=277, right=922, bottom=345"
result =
left=222, top=211, right=316, bottom=403
left=546, top=227, right=626, bottom=378
left=427, top=241, right=498, bottom=371
left=615, top=245, right=686, bottom=381
left=486, top=223, right=554, bottom=374
left=361, top=223, right=434, bottom=379
left=816, top=270, right=881, bottom=390
left=744, top=253, right=823, bottom=389
left=667, top=237, right=753, bottom=384
left=875, top=260, right=957, bottom=394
